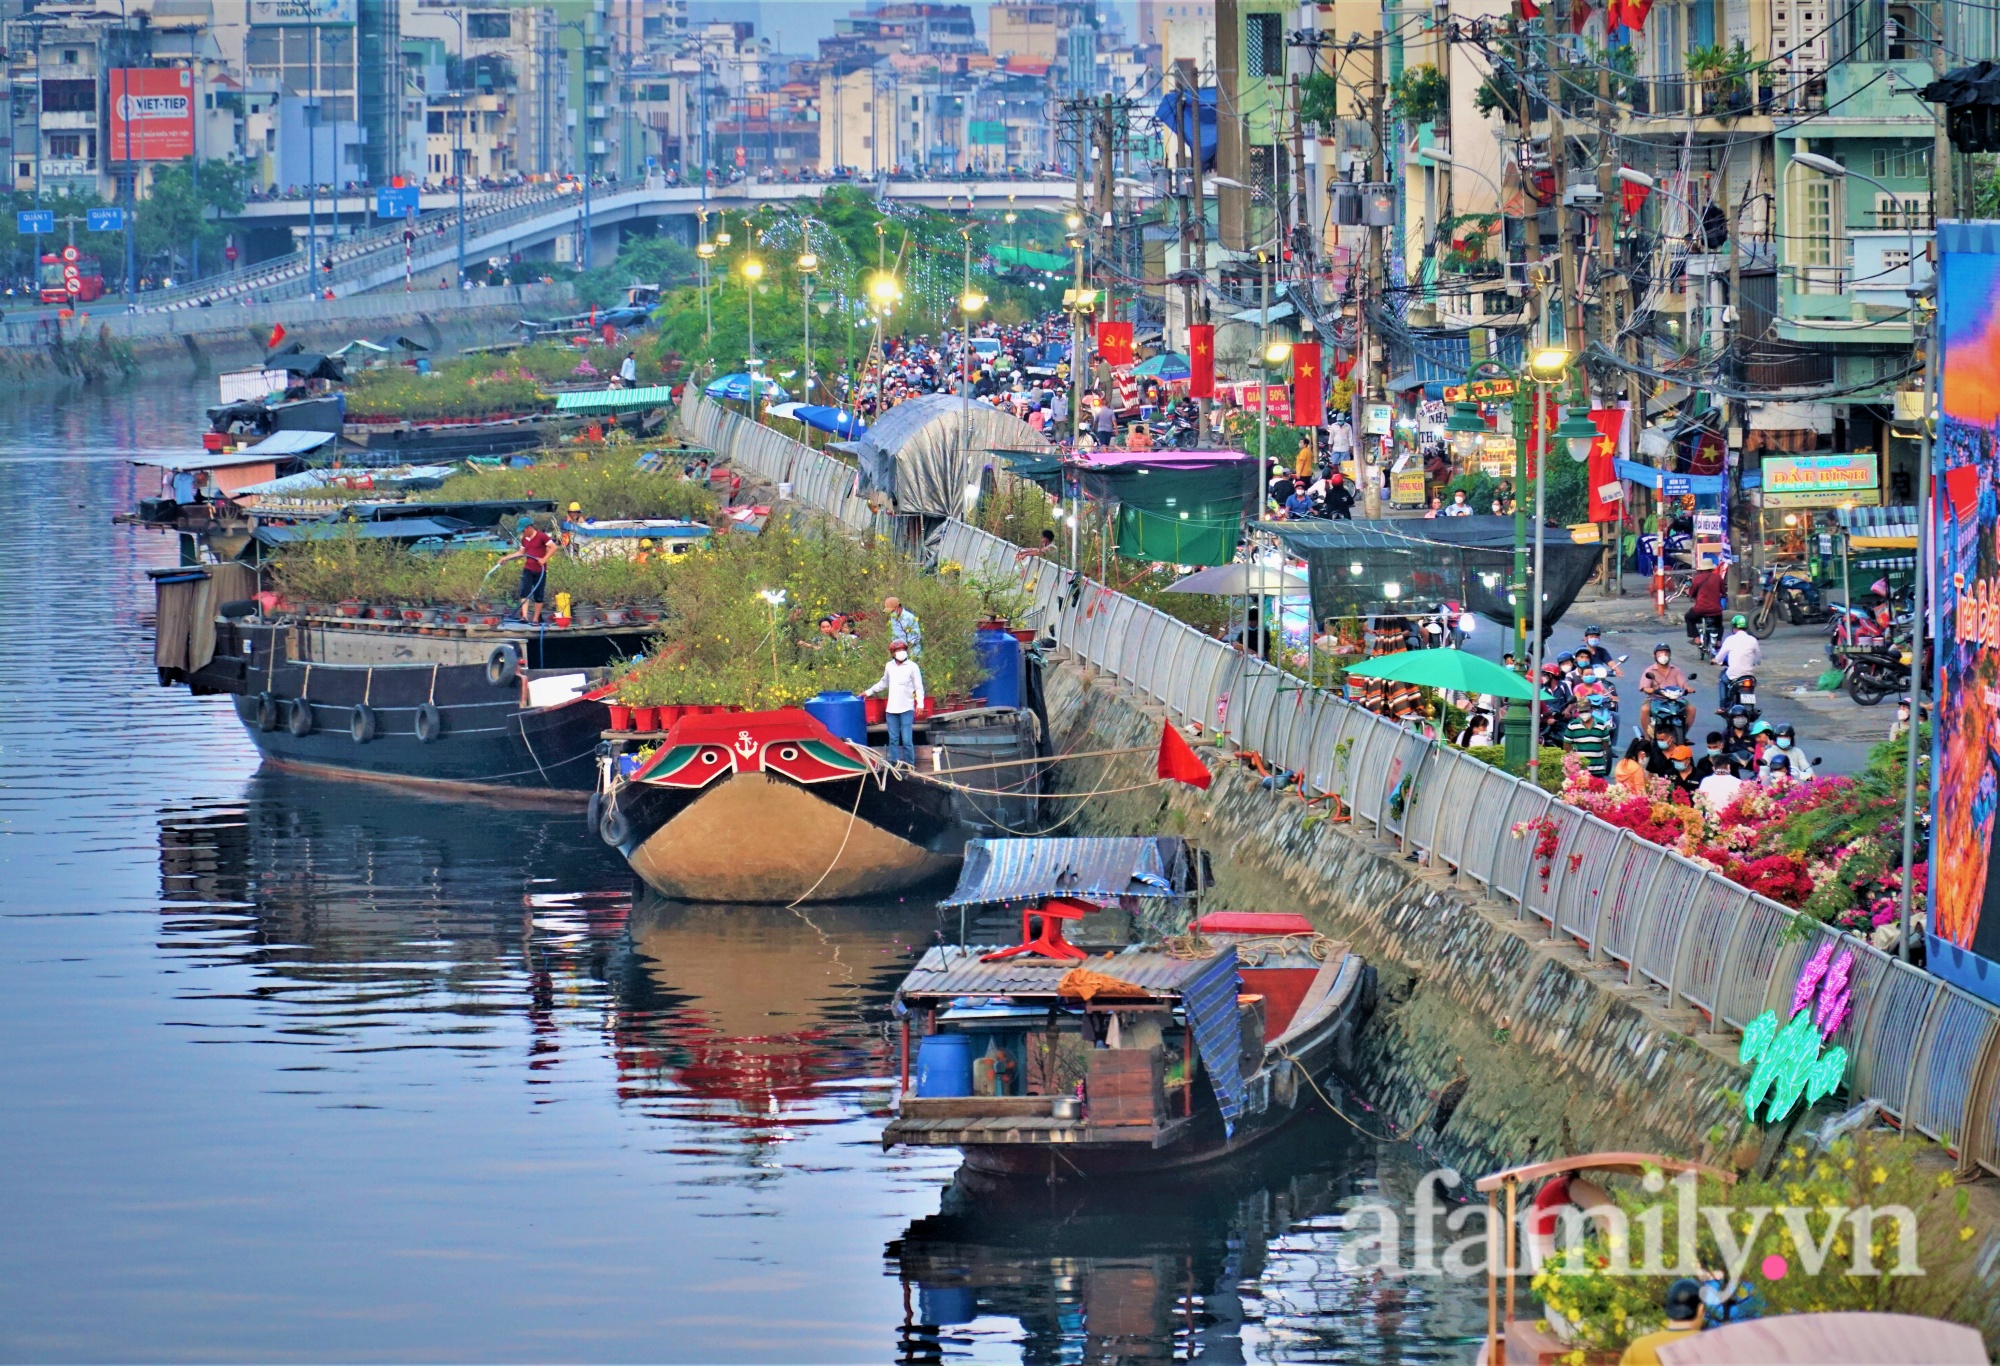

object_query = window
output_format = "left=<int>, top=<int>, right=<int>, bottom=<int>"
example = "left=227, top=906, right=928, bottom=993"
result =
left=427, top=110, right=444, bottom=132
left=1873, top=191, right=1933, bottom=229
left=1245, top=12, right=1282, bottom=77
left=15, top=162, right=27, bottom=179
left=1800, top=177, right=1833, bottom=262
left=468, top=12, right=509, bottom=38
left=61, top=49, right=77, bottom=64
left=48, top=133, right=81, bottom=158
left=911, top=95, right=920, bottom=110
left=41, top=80, right=95, bottom=113
left=1872, top=145, right=1929, bottom=179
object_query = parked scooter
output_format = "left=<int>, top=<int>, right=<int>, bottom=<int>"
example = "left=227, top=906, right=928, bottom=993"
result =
left=1748, top=565, right=1829, bottom=637
left=1836, top=644, right=1911, bottom=706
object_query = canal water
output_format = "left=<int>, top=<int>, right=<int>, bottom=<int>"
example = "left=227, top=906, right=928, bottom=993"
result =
left=0, top=373, right=1487, bottom=1362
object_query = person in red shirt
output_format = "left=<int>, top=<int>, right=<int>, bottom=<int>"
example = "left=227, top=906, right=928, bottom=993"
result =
left=1685, top=555, right=1725, bottom=643
left=498, top=521, right=554, bottom=623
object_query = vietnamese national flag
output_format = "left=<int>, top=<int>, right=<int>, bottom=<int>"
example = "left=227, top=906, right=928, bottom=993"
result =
left=1585, top=408, right=1626, bottom=522
left=1189, top=323, right=1215, bottom=398
left=1157, top=721, right=1213, bottom=789
left=266, top=322, right=286, bottom=351
left=1333, top=353, right=1357, bottom=381
left=1519, top=0, right=1540, bottom=16
left=1621, top=178, right=1652, bottom=219
left=1097, top=320, right=1134, bottom=367
left=1569, top=0, right=1592, bottom=31
left=1290, top=342, right=1324, bottom=426
left=1625, top=0, right=1652, bottom=28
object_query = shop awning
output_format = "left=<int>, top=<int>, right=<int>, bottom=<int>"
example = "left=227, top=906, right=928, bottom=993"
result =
left=555, top=384, right=675, bottom=414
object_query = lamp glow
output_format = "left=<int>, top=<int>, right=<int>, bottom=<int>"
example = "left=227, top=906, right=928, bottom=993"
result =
left=796, top=251, right=818, bottom=272
left=1528, top=347, right=1571, bottom=381
left=741, top=258, right=764, bottom=281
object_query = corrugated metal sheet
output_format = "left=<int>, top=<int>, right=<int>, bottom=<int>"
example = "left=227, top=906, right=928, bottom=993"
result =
left=898, top=945, right=1222, bottom=997
left=1181, top=947, right=1245, bottom=1137
left=555, top=385, right=676, bottom=413
left=938, top=837, right=1192, bottom=907
left=241, top=429, right=337, bottom=456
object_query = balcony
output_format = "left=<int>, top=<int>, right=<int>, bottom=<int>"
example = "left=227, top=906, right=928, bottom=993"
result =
left=41, top=157, right=95, bottom=176
left=588, top=103, right=608, bottom=119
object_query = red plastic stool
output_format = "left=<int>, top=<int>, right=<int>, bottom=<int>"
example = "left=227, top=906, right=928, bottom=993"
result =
left=981, top=897, right=1092, bottom=962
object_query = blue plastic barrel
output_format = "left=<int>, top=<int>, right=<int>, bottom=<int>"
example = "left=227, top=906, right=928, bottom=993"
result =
left=970, top=629, right=1022, bottom=709
left=803, top=690, right=868, bottom=744
left=915, top=1033, right=974, bottom=1097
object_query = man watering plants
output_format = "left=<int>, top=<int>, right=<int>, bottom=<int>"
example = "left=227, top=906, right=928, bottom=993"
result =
left=863, top=643, right=925, bottom=767
left=497, top=520, right=554, bottom=624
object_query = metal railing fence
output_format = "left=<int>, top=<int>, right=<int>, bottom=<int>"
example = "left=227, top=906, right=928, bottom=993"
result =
left=683, top=400, right=2000, bottom=1173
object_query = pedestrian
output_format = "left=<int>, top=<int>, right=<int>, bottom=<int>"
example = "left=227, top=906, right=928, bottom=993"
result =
left=883, top=595, right=922, bottom=657
left=862, top=642, right=925, bottom=766
left=496, top=517, right=554, bottom=624
left=1443, top=489, right=1473, bottom=516
left=618, top=350, right=638, bottom=388
left=1294, top=435, right=1314, bottom=480
left=1094, top=398, right=1117, bottom=445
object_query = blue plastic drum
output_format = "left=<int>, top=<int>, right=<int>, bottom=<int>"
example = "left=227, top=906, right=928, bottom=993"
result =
left=915, top=1033, right=974, bottom=1097
left=970, top=629, right=1022, bottom=709
left=803, top=690, right=868, bottom=744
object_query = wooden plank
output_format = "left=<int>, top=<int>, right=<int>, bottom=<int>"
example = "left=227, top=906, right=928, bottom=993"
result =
left=898, top=1096, right=1054, bottom=1120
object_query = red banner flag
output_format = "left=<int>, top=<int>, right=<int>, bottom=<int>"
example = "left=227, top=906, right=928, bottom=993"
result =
left=266, top=322, right=286, bottom=351
left=1586, top=408, right=1626, bottom=523
left=1626, top=0, right=1652, bottom=28
left=1096, top=320, right=1134, bottom=367
left=1157, top=721, right=1213, bottom=789
left=1621, top=178, right=1651, bottom=219
left=1188, top=324, right=1215, bottom=398
left=1290, top=342, right=1324, bottom=426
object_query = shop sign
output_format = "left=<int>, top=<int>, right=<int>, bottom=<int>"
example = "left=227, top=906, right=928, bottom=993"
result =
left=1440, top=377, right=1518, bottom=402
left=1478, top=436, right=1512, bottom=478
left=1597, top=480, right=1624, bottom=505
left=1762, top=453, right=1880, bottom=506
left=1391, top=469, right=1427, bottom=505
left=1694, top=511, right=1724, bottom=539
left=1365, top=403, right=1393, bottom=435
left=1663, top=475, right=1692, bottom=497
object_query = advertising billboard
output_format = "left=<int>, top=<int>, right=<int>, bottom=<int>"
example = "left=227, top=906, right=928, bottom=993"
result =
left=1931, top=223, right=2000, bottom=1001
left=249, top=0, right=355, bottom=22
left=109, top=69, right=194, bottom=162
left=1760, top=452, right=1882, bottom=506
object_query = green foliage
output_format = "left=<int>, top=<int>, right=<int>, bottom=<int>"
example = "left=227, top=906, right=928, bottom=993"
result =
left=1389, top=64, right=1450, bottom=125
left=1474, top=69, right=1523, bottom=122
left=430, top=449, right=717, bottom=521
left=614, top=518, right=987, bottom=708
left=1542, top=449, right=1591, bottom=526
left=1297, top=72, right=1344, bottom=129
left=1531, top=1134, right=1981, bottom=1356
left=1687, top=41, right=1753, bottom=91
left=341, top=340, right=643, bottom=421
left=136, top=158, right=246, bottom=270
left=574, top=233, right=700, bottom=308
left=1445, top=469, right=1503, bottom=513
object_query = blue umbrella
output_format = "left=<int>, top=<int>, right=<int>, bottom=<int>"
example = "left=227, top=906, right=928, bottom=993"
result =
left=792, top=405, right=868, bottom=438
left=1133, top=352, right=1191, bottom=380
left=705, top=371, right=788, bottom=401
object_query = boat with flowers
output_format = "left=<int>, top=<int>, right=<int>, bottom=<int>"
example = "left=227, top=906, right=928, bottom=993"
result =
left=880, top=838, right=1375, bottom=1179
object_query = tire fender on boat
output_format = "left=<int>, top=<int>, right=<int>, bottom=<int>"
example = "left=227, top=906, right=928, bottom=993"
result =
left=598, top=796, right=631, bottom=848
left=350, top=703, right=377, bottom=743
left=255, top=692, right=280, bottom=732
left=485, top=643, right=520, bottom=687
left=413, top=702, right=442, bottom=743
left=585, top=790, right=604, bottom=838
left=287, top=698, right=314, bottom=736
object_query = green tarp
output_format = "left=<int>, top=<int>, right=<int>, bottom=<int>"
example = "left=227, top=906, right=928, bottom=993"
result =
left=554, top=385, right=676, bottom=414
left=991, top=244, right=1073, bottom=273
left=1074, top=457, right=1261, bottom=567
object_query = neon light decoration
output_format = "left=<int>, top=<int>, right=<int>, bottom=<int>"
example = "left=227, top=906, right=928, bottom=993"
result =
left=1740, top=941, right=1853, bottom=1124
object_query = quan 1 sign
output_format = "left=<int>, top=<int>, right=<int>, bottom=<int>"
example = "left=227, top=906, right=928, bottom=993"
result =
left=109, top=69, right=194, bottom=162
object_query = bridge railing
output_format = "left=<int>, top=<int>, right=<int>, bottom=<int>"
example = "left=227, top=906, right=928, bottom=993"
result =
left=681, top=399, right=2000, bottom=1176
left=679, top=390, right=874, bottom=533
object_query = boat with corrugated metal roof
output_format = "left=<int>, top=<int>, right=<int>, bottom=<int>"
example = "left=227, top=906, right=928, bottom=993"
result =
left=882, top=837, right=1375, bottom=1179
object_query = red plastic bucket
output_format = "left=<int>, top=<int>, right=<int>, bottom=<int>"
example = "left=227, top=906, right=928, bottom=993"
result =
left=656, top=705, right=685, bottom=729
left=607, top=704, right=633, bottom=732
left=633, top=706, right=660, bottom=732
left=863, top=696, right=888, bottom=725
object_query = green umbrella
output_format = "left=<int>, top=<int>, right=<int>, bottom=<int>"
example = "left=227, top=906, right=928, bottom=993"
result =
left=1341, top=647, right=1546, bottom=701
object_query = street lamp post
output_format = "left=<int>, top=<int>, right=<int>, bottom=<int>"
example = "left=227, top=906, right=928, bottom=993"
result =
left=797, top=246, right=818, bottom=402
left=695, top=209, right=713, bottom=339
left=742, top=255, right=764, bottom=422
left=443, top=7, right=466, bottom=290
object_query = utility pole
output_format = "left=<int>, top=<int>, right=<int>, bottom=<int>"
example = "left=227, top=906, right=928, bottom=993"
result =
left=1173, top=61, right=1209, bottom=444
left=1597, top=59, right=1618, bottom=595
left=1358, top=31, right=1385, bottom=519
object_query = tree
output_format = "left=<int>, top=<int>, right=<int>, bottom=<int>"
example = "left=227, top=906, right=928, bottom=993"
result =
left=136, top=158, right=245, bottom=277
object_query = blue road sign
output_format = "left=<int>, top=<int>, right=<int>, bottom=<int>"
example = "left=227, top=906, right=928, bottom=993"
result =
left=1663, top=475, right=1692, bottom=497
left=16, top=210, right=53, bottom=234
left=87, top=207, right=125, bottom=232
left=376, top=186, right=420, bottom=219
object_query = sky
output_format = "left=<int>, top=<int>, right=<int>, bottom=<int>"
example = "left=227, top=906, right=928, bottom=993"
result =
left=688, top=1, right=1144, bottom=57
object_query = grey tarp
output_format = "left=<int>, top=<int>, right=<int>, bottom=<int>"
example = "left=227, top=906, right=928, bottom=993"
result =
left=939, top=836, right=1199, bottom=907
left=848, top=393, right=1047, bottom=515
left=1260, top=516, right=1603, bottom=631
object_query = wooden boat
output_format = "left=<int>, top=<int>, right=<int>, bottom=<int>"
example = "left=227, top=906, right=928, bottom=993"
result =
left=593, top=706, right=1042, bottom=903
left=881, top=838, right=1375, bottom=1178
left=152, top=564, right=635, bottom=800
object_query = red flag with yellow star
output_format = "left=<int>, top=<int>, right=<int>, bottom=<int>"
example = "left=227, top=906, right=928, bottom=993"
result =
left=1189, top=323, right=1215, bottom=398
left=1290, top=342, right=1324, bottom=426
left=1586, top=408, right=1626, bottom=522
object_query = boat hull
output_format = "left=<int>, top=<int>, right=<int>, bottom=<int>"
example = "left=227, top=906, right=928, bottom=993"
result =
left=610, top=769, right=962, bottom=902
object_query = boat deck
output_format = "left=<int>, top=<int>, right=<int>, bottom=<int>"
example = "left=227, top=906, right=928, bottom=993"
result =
left=885, top=1108, right=1191, bottom=1150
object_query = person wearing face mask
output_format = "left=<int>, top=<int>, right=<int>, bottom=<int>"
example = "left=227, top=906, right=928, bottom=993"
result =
left=1564, top=695, right=1618, bottom=777
left=1637, top=643, right=1687, bottom=737
left=1691, top=731, right=1731, bottom=784
left=1762, top=751, right=1796, bottom=790
left=1667, top=746, right=1699, bottom=802
left=1575, top=626, right=1617, bottom=673
left=862, top=643, right=926, bottom=767
left=1889, top=695, right=1915, bottom=743
left=1760, top=724, right=1804, bottom=783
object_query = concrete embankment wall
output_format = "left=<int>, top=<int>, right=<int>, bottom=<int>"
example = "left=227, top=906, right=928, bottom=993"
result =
left=0, top=281, right=577, bottom=381
left=1039, top=657, right=1753, bottom=1175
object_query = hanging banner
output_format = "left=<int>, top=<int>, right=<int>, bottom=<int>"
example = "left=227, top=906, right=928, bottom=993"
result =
left=1931, top=224, right=2000, bottom=1002
left=1095, top=320, right=1133, bottom=367
left=1586, top=408, right=1626, bottom=522
left=109, top=69, right=194, bottom=162
left=1290, top=342, right=1323, bottom=426
left=1188, top=323, right=1215, bottom=399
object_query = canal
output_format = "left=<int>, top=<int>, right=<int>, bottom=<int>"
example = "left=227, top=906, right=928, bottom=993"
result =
left=0, top=373, right=1486, bottom=1362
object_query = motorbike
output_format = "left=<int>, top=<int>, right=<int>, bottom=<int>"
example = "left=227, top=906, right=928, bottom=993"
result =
left=1147, top=415, right=1197, bottom=449
left=1415, top=602, right=1470, bottom=649
left=1649, top=685, right=1692, bottom=744
left=1836, top=644, right=1912, bottom=706
left=1748, top=565, right=1829, bottom=637
left=1718, top=672, right=1761, bottom=722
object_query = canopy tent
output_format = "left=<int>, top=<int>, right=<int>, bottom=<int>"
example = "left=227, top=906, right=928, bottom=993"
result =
left=704, top=372, right=788, bottom=402
left=1342, top=647, right=1546, bottom=701
left=262, top=352, right=346, bottom=382
left=1262, top=516, right=1604, bottom=631
left=1164, top=563, right=1309, bottom=596
left=849, top=393, right=1046, bottom=516
left=789, top=404, right=868, bottom=438
left=989, top=244, right=1072, bottom=273
left=555, top=384, right=676, bottom=414
left=1071, top=450, right=1262, bottom=567
left=1133, top=352, right=1191, bottom=380
left=330, top=338, right=391, bottom=356
left=1153, top=88, right=1218, bottom=167
left=939, top=836, right=1203, bottom=907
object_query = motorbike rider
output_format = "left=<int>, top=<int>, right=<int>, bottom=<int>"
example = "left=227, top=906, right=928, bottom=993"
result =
left=1762, top=723, right=1804, bottom=780
left=1762, top=751, right=1798, bottom=790
left=1722, top=705, right=1759, bottom=768
left=1564, top=693, right=1619, bottom=778
left=1686, top=555, right=1726, bottom=644
left=1691, top=731, right=1731, bottom=783
left=1638, top=643, right=1689, bottom=737
left=1667, top=745, right=1700, bottom=802
left=1575, top=626, right=1617, bottom=672
left=1712, top=613, right=1763, bottom=710
left=1324, top=471, right=1356, bottom=520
